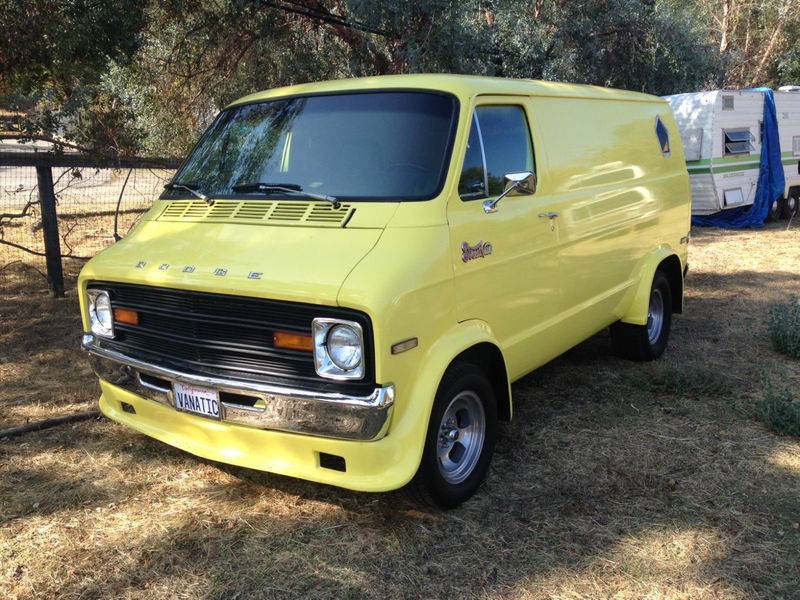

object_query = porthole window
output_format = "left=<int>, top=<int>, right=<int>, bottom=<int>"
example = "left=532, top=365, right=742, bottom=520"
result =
left=655, top=116, right=670, bottom=156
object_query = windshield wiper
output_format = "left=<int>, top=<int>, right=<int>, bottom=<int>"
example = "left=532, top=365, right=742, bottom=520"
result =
left=164, top=182, right=212, bottom=204
left=232, top=182, right=340, bottom=208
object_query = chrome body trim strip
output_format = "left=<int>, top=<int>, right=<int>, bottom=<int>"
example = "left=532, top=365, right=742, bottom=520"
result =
left=82, top=334, right=393, bottom=440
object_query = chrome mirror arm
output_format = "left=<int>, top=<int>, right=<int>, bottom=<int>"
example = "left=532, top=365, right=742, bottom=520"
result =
left=483, top=184, right=518, bottom=214
left=482, top=170, right=536, bottom=214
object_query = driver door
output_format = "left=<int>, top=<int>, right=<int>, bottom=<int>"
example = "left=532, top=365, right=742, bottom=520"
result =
left=447, top=97, right=563, bottom=380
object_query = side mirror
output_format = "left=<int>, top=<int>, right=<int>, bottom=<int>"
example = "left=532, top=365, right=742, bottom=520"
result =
left=483, top=171, right=536, bottom=213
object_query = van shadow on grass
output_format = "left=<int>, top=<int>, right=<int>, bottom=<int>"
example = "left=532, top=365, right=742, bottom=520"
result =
left=2, top=257, right=800, bottom=596
left=3, top=313, right=799, bottom=598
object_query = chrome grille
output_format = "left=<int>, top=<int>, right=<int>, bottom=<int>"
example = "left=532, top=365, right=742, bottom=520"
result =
left=88, top=281, right=374, bottom=393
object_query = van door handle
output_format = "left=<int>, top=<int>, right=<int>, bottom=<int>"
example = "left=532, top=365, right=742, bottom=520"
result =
left=538, top=211, right=559, bottom=219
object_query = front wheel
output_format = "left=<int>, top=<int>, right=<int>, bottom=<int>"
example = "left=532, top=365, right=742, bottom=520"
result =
left=611, top=270, right=673, bottom=361
left=412, top=363, right=497, bottom=508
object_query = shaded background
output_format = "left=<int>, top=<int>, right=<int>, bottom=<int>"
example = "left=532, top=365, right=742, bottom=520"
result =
left=1, top=0, right=799, bottom=158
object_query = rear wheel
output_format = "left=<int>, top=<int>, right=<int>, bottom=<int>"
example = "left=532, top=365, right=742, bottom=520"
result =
left=411, top=363, right=497, bottom=508
left=767, top=198, right=782, bottom=222
left=611, top=270, right=673, bottom=361
left=781, top=195, right=798, bottom=220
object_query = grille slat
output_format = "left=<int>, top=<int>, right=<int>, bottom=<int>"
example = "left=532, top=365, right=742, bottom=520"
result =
left=89, top=281, right=374, bottom=393
left=157, top=200, right=354, bottom=227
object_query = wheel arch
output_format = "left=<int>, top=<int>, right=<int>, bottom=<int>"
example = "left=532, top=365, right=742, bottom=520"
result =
left=451, top=342, right=512, bottom=422
left=658, top=254, right=684, bottom=314
left=620, top=247, right=684, bottom=325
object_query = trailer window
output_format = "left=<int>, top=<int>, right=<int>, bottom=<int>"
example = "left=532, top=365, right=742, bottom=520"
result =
left=723, top=129, right=753, bottom=156
left=722, top=95, right=734, bottom=111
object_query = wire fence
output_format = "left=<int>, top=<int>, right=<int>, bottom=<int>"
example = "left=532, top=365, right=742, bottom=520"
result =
left=0, top=144, right=179, bottom=293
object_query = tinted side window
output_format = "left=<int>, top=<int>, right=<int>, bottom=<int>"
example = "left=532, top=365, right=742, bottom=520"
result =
left=458, top=115, right=487, bottom=199
left=477, top=106, right=534, bottom=196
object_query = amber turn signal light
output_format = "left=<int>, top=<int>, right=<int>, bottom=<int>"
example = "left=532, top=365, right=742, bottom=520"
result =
left=273, top=331, right=313, bottom=351
left=113, top=307, right=139, bottom=325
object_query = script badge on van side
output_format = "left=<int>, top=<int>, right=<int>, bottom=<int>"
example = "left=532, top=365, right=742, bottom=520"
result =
left=461, top=241, right=493, bottom=262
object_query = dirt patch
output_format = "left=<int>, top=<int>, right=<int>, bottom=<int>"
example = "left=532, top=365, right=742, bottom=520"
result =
left=1, top=223, right=799, bottom=599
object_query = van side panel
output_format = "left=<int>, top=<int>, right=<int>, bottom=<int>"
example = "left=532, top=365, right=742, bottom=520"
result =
left=530, top=95, right=690, bottom=347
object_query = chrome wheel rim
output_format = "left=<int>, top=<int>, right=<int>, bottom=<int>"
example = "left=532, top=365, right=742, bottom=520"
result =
left=646, top=288, right=664, bottom=345
left=437, top=390, right=486, bottom=484
left=772, top=200, right=780, bottom=214
left=789, top=197, right=798, bottom=212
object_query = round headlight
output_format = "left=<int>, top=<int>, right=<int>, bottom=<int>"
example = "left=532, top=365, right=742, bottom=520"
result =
left=95, top=293, right=113, bottom=330
left=88, top=290, right=114, bottom=337
left=326, top=324, right=362, bottom=371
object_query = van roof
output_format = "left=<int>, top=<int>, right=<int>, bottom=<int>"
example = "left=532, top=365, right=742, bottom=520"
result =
left=227, top=73, right=662, bottom=108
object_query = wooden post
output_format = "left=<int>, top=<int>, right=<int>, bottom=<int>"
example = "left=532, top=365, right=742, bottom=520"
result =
left=35, top=165, right=65, bottom=298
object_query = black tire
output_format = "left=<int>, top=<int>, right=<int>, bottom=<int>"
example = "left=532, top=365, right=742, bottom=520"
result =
left=610, top=270, right=672, bottom=361
left=409, top=363, right=497, bottom=509
left=766, top=197, right=782, bottom=222
left=781, top=195, right=798, bottom=220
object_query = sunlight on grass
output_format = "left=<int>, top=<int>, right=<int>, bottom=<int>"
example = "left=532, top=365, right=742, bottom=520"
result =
left=501, top=527, right=746, bottom=600
left=767, top=445, right=800, bottom=473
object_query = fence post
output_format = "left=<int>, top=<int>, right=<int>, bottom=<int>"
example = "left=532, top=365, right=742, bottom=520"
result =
left=35, top=165, right=65, bottom=298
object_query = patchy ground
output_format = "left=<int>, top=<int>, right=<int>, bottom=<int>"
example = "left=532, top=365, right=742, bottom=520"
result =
left=1, top=223, right=799, bottom=599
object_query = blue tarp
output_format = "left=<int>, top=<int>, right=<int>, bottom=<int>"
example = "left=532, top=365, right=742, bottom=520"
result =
left=691, top=88, right=786, bottom=228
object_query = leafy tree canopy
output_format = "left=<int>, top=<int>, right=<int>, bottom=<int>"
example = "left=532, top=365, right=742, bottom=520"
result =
left=0, top=0, right=797, bottom=157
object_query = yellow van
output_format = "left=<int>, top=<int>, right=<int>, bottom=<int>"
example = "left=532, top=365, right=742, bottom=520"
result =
left=79, top=75, right=691, bottom=506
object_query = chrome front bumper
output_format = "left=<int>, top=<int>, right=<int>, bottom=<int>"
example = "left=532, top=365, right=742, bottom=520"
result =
left=82, top=334, right=394, bottom=441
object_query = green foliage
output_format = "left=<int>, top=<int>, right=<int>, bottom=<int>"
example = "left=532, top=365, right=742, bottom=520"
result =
left=777, top=47, right=800, bottom=86
left=0, top=0, right=145, bottom=95
left=482, top=0, right=722, bottom=94
left=0, top=0, right=146, bottom=153
left=0, top=0, right=793, bottom=156
left=769, top=297, right=800, bottom=359
left=758, top=377, right=800, bottom=437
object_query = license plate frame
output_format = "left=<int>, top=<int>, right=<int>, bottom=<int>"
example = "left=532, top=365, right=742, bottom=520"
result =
left=172, top=382, right=222, bottom=420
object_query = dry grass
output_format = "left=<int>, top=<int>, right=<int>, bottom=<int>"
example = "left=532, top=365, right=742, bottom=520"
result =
left=1, top=223, right=800, bottom=599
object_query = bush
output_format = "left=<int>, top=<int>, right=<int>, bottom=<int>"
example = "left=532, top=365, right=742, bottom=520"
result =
left=769, top=298, right=800, bottom=359
left=758, top=379, right=800, bottom=437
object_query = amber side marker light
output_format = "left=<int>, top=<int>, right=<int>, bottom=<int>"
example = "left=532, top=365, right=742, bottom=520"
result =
left=274, top=331, right=314, bottom=352
left=113, top=307, right=139, bottom=325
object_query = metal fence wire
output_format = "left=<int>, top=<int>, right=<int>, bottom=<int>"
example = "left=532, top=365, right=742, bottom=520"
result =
left=0, top=147, right=179, bottom=294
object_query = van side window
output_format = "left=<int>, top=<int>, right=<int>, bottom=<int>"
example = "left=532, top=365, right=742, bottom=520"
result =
left=478, top=106, right=535, bottom=196
left=458, top=105, right=535, bottom=200
left=723, top=128, right=753, bottom=155
left=458, top=115, right=488, bottom=199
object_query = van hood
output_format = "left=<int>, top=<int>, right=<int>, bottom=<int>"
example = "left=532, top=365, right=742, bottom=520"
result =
left=79, top=219, right=387, bottom=306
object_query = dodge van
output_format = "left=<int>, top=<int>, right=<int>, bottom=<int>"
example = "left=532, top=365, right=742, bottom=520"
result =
left=79, top=75, right=691, bottom=507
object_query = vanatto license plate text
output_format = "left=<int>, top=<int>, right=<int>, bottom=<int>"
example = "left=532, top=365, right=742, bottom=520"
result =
left=173, top=382, right=221, bottom=419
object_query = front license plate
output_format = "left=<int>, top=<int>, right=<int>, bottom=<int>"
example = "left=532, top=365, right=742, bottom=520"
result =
left=173, top=382, right=221, bottom=420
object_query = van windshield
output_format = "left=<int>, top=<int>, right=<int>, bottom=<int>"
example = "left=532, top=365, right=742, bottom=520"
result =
left=163, top=91, right=458, bottom=202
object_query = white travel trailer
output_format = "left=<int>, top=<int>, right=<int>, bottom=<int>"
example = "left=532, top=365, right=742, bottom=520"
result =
left=665, top=88, right=800, bottom=221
